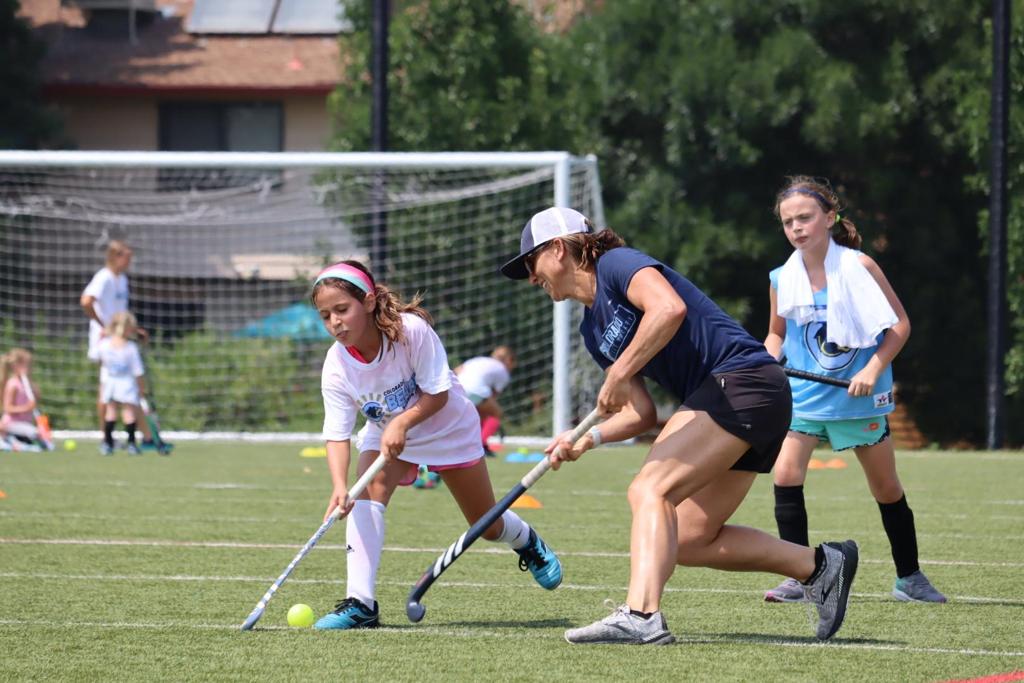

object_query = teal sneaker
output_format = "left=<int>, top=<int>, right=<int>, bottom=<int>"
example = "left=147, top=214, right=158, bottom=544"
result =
left=99, top=443, right=114, bottom=456
left=893, top=570, right=947, bottom=603
left=313, top=597, right=379, bottom=630
left=515, top=529, right=562, bottom=590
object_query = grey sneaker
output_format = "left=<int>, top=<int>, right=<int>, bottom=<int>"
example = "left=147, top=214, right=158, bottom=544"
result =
left=564, top=603, right=675, bottom=645
left=99, top=443, right=114, bottom=456
left=803, top=540, right=859, bottom=640
left=893, top=570, right=947, bottom=603
left=126, top=443, right=141, bottom=456
left=764, top=577, right=807, bottom=603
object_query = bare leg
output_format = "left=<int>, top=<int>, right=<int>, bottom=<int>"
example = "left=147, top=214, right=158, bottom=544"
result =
left=126, top=404, right=153, bottom=440
left=625, top=410, right=816, bottom=613
left=439, top=460, right=505, bottom=540
left=772, top=432, right=819, bottom=486
left=674, top=472, right=815, bottom=578
left=854, top=438, right=904, bottom=503
left=355, top=451, right=408, bottom=505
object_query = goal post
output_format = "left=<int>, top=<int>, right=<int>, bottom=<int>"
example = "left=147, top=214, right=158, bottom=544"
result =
left=0, top=150, right=604, bottom=440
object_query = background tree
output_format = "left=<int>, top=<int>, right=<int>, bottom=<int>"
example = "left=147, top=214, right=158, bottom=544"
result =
left=331, top=0, right=1023, bottom=445
left=0, top=0, right=61, bottom=148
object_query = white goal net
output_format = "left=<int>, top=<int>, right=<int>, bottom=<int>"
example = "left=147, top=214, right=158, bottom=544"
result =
left=0, top=151, right=605, bottom=439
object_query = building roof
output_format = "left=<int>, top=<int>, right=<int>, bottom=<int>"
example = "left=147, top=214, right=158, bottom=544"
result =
left=18, top=0, right=341, bottom=94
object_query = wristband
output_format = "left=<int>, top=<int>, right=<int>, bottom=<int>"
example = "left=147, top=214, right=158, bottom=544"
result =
left=588, top=426, right=602, bottom=447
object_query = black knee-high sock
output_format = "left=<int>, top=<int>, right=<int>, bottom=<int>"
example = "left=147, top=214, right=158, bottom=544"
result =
left=125, top=422, right=136, bottom=445
left=774, top=484, right=809, bottom=547
left=103, top=420, right=116, bottom=447
left=878, top=495, right=919, bottom=578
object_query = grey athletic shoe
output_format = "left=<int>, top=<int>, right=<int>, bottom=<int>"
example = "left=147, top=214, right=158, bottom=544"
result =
left=803, top=540, right=859, bottom=640
left=893, top=570, right=947, bottom=603
left=764, top=577, right=807, bottom=603
left=564, top=603, right=675, bottom=645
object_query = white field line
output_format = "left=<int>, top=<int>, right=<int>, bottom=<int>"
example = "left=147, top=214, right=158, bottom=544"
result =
left=2, top=510, right=1022, bottom=539
left=2, top=570, right=1022, bottom=607
left=0, top=615, right=1021, bottom=658
left=4, top=478, right=1023, bottom=507
left=3, top=537, right=1024, bottom=570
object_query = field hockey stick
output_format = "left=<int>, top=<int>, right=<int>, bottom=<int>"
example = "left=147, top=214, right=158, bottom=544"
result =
left=139, top=397, right=172, bottom=454
left=240, top=453, right=389, bottom=631
left=18, top=374, right=54, bottom=450
left=406, top=409, right=601, bottom=623
left=783, top=367, right=852, bottom=388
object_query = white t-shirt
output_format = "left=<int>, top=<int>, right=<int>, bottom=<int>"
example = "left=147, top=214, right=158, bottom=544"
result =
left=82, top=267, right=129, bottom=361
left=321, top=313, right=482, bottom=465
left=97, top=338, right=144, bottom=404
left=456, top=356, right=511, bottom=400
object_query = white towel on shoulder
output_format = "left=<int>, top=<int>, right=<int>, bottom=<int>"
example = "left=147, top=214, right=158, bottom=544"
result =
left=776, top=238, right=898, bottom=349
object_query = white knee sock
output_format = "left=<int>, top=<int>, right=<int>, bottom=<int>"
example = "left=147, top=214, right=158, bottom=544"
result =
left=346, top=500, right=386, bottom=607
left=494, top=510, right=531, bottom=550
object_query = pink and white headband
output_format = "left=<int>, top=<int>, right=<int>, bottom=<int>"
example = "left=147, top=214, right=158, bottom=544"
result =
left=314, top=263, right=374, bottom=294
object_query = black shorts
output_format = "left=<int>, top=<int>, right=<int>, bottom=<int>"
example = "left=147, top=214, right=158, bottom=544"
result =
left=681, top=363, right=792, bottom=473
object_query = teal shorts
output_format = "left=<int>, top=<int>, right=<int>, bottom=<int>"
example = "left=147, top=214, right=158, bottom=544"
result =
left=790, top=416, right=890, bottom=451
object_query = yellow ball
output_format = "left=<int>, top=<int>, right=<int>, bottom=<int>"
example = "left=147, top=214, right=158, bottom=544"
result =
left=63, top=439, right=77, bottom=451
left=287, top=603, right=316, bottom=628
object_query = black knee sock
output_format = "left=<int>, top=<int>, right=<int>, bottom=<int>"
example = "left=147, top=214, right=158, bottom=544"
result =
left=878, top=495, right=919, bottom=578
left=125, top=422, right=136, bottom=445
left=774, top=484, right=809, bottom=547
left=103, top=420, right=116, bottom=447
left=805, top=545, right=827, bottom=584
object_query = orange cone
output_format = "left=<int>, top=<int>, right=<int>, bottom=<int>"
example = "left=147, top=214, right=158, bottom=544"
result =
left=511, top=493, right=543, bottom=509
left=825, top=458, right=848, bottom=469
left=807, top=458, right=827, bottom=469
left=0, top=490, right=7, bottom=499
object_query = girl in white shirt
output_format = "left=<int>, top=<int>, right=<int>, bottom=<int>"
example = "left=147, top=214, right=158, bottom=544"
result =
left=311, top=260, right=562, bottom=630
left=97, top=311, right=146, bottom=456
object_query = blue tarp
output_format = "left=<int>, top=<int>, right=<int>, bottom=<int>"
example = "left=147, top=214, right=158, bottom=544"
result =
left=234, top=303, right=332, bottom=342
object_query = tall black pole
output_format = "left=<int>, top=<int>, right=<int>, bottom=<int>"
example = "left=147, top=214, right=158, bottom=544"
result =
left=370, top=0, right=389, bottom=273
left=986, top=0, right=1010, bottom=450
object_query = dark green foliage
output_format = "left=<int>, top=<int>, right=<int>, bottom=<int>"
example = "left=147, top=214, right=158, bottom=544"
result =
left=144, top=333, right=324, bottom=432
left=0, top=320, right=325, bottom=432
left=331, top=0, right=1024, bottom=445
left=0, top=0, right=62, bottom=148
left=329, top=0, right=601, bottom=152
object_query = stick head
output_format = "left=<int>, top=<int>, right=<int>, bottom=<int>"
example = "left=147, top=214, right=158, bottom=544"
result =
left=406, top=600, right=426, bottom=623
left=240, top=609, right=263, bottom=630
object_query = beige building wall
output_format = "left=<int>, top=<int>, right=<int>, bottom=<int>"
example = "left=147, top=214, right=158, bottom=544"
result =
left=52, top=94, right=331, bottom=152
left=284, top=96, right=331, bottom=151
left=57, top=97, right=159, bottom=150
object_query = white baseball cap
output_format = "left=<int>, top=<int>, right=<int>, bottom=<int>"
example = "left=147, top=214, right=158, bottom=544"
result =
left=500, top=207, right=592, bottom=280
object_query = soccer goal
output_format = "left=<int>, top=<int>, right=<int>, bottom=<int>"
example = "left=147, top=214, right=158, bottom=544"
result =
left=0, top=150, right=605, bottom=440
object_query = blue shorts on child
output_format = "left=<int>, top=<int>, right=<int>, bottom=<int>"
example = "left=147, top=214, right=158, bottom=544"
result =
left=790, top=415, right=890, bottom=451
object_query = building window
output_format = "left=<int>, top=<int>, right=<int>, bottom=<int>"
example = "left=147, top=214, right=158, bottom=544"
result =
left=158, top=102, right=283, bottom=190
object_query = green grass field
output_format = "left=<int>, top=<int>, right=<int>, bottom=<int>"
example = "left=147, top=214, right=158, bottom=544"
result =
left=1, top=442, right=1022, bottom=682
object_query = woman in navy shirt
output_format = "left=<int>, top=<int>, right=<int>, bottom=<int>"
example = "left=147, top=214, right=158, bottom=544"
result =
left=501, top=207, right=860, bottom=645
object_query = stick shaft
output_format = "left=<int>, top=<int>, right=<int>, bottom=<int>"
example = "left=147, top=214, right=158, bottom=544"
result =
left=783, top=367, right=852, bottom=388
left=240, top=453, right=387, bottom=630
left=406, top=410, right=600, bottom=614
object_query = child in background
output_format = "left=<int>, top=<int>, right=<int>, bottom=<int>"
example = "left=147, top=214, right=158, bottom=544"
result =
left=1, top=348, right=42, bottom=451
left=455, top=346, right=516, bottom=456
left=97, top=311, right=147, bottom=456
left=81, top=240, right=158, bottom=450
left=763, top=176, right=945, bottom=603
left=310, top=260, right=562, bottom=630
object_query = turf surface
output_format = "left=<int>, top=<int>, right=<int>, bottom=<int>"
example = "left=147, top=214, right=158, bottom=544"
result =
left=1, top=442, right=1022, bottom=681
